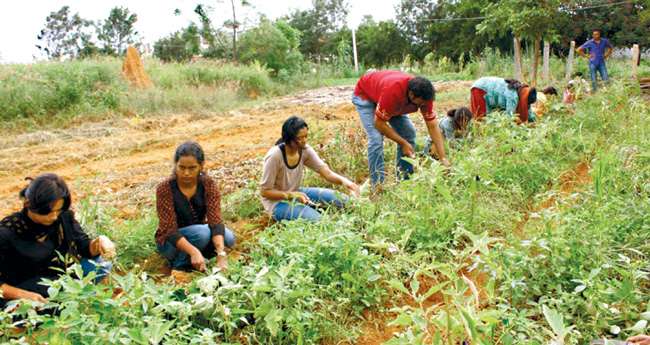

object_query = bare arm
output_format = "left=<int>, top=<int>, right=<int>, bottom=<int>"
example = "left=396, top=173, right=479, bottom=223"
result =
left=373, top=117, right=414, bottom=157
left=0, top=283, right=47, bottom=303
left=425, top=120, right=451, bottom=167
left=318, top=167, right=360, bottom=195
left=175, top=237, right=206, bottom=272
left=604, top=45, right=613, bottom=59
left=260, top=188, right=310, bottom=204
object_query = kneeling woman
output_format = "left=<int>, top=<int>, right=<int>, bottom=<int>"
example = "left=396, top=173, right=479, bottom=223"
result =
left=260, top=116, right=360, bottom=222
left=155, top=142, right=235, bottom=273
left=0, top=174, right=115, bottom=306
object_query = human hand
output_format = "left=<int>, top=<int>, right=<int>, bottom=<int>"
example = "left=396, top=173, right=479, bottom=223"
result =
left=401, top=142, right=415, bottom=158
left=587, top=53, right=595, bottom=59
left=216, top=255, right=228, bottom=271
left=190, top=250, right=207, bottom=272
left=343, top=179, right=361, bottom=196
left=440, top=157, right=452, bottom=168
left=628, top=335, right=650, bottom=344
left=22, top=291, right=48, bottom=303
left=97, top=235, right=116, bottom=260
left=290, top=192, right=311, bottom=204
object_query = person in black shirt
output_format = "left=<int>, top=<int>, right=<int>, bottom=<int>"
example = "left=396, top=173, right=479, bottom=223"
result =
left=0, top=173, right=115, bottom=306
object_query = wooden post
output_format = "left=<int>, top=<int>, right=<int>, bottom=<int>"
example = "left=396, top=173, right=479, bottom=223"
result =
left=565, top=41, right=575, bottom=81
left=352, top=29, right=359, bottom=73
left=514, top=36, right=523, bottom=81
left=632, top=44, right=639, bottom=78
left=543, top=42, right=550, bottom=80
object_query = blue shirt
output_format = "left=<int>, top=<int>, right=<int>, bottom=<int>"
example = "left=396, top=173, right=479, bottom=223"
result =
left=580, top=38, right=611, bottom=65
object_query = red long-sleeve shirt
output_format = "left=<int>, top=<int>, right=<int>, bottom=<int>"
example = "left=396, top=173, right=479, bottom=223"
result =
left=353, top=70, right=435, bottom=122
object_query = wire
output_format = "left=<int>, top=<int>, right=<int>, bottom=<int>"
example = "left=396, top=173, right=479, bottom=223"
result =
left=420, top=0, right=634, bottom=23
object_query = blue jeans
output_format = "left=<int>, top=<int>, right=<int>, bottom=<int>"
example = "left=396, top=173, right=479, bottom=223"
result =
left=352, top=93, right=417, bottom=185
left=272, top=187, right=347, bottom=222
left=80, top=256, right=112, bottom=284
left=156, top=224, right=236, bottom=270
left=589, top=60, right=609, bottom=91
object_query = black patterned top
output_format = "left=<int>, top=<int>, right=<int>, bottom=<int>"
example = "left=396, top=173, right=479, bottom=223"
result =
left=0, top=210, right=93, bottom=287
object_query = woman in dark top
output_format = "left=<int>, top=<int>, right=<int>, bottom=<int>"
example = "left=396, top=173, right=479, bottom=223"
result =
left=0, top=173, right=115, bottom=306
left=155, top=141, right=235, bottom=274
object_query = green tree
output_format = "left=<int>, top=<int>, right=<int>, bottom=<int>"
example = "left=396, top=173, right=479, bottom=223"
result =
left=477, top=0, right=561, bottom=85
left=97, top=7, right=139, bottom=56
left=154, top=24, right=201, bottom=62
left=238, top=17, right=304, bottom=74
left=289, top=0, right=349, bottom=61
left=223, top=0, right=252, bottom=62
left=355, top=16, right=410, bottom=67
left=36, top=6, right=92, bottom=60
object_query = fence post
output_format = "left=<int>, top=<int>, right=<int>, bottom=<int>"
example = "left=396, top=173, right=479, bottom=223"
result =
left=565, top=41, right=575, bottom=81
left=543, top=42, right=550, bottom=79
left=514, top=36, right=523, bottom=81
left=632, top=44, right=639, bottom=79
left=352, top=29, right=359, bottom=72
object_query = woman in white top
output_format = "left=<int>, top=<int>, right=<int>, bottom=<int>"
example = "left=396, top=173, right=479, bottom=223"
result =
left=260, top=116, right=360, bottom=221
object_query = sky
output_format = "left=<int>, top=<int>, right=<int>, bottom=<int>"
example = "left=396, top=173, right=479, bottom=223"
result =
left=0, top=0, right=401, bottom=64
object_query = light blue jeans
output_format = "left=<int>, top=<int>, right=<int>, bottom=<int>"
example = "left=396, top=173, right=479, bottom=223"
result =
left=80, top=256, right=112, bottom=284
left=272, top=187, right=347, bottom=222
left=352, top=93, right=416, bottom=185
left=157, top=224, right=236, bottom=270
left=589, top=60, right=609, bottom=91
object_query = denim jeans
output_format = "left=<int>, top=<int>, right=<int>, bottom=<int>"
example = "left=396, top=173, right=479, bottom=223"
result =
left=156, top=224, right=236, bottom=271
left=352, top=93, right=416, bottom=185
left=272, top=187, right=347, bottom=222
left=589, top=60, right=609, bottom=91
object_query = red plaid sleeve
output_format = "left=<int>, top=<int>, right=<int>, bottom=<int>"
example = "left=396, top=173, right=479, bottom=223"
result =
left=155, top=178, right=183, bottom=246
left=204, top=178, right=225, bottom=236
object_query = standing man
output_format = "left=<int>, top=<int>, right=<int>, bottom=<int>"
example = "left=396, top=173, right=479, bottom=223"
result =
left=352, top=70, right=450, bottom=185
left=577, top=28, right=613, bottom=91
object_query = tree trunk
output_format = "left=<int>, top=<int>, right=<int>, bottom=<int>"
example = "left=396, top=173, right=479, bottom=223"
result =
left=542, top=42, right=550, bottom=80
left=513, top=36, right=523, bottom=81
left=532, top=36, right=541, bottom=86
left=231, top=0, right=238, bottom=62
left=566, top=41, right=575, bottom=82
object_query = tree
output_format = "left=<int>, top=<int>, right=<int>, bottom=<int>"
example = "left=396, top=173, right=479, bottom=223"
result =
left=354, top=17, right=410, bottom=67
left=36, top=6, right=92, bottom=60
left=223, top=0, right=252, bottom=62
left=238, top=17, right=304, bottom=74
left=289, top=0, right=350, bottom=61
left=154, top=24, right=201, bottom=62
left=97, top=7, right=139, bottom=56
left=477, top=0, right=561, bottom=85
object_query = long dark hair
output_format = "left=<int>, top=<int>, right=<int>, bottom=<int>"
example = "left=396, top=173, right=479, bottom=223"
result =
left=541, top=86, right=558, bottom=96
left=20, top=173, right=71, bottom=215
left=173, top=141, right=205, bottom=177
left=276, top=116, right=308, bottom=146
left=447, top=107, right=473, bottom=130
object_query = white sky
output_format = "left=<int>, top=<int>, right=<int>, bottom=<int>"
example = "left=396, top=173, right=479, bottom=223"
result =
left=0, top=0, right=400, bottom=63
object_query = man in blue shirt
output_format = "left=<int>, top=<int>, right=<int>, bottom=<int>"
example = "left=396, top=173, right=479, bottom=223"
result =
left=577, top=28, right=613, bottom=91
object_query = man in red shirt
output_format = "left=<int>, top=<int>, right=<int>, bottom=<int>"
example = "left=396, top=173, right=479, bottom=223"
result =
left=352, top=70, right=450, bottom=185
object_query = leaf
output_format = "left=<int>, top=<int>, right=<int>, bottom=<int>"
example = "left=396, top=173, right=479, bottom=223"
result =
left=387, top=279, right=410, bottom=295
left=543, top=305, right=565, bottom=338
left=436, top=184, right=452, bottom=203
left=367, top=274, right=382, bottom=282
left=588, top=267, right=602, bottom=280
left=574, top=285, right=586, bottom=293
left=409, top=279, right=420, bottom=296
left=625, top=320, right=647, bottom=334
left=341, top=273, right=355, bottom=282
left=265, top=308, right=280, bottom=337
